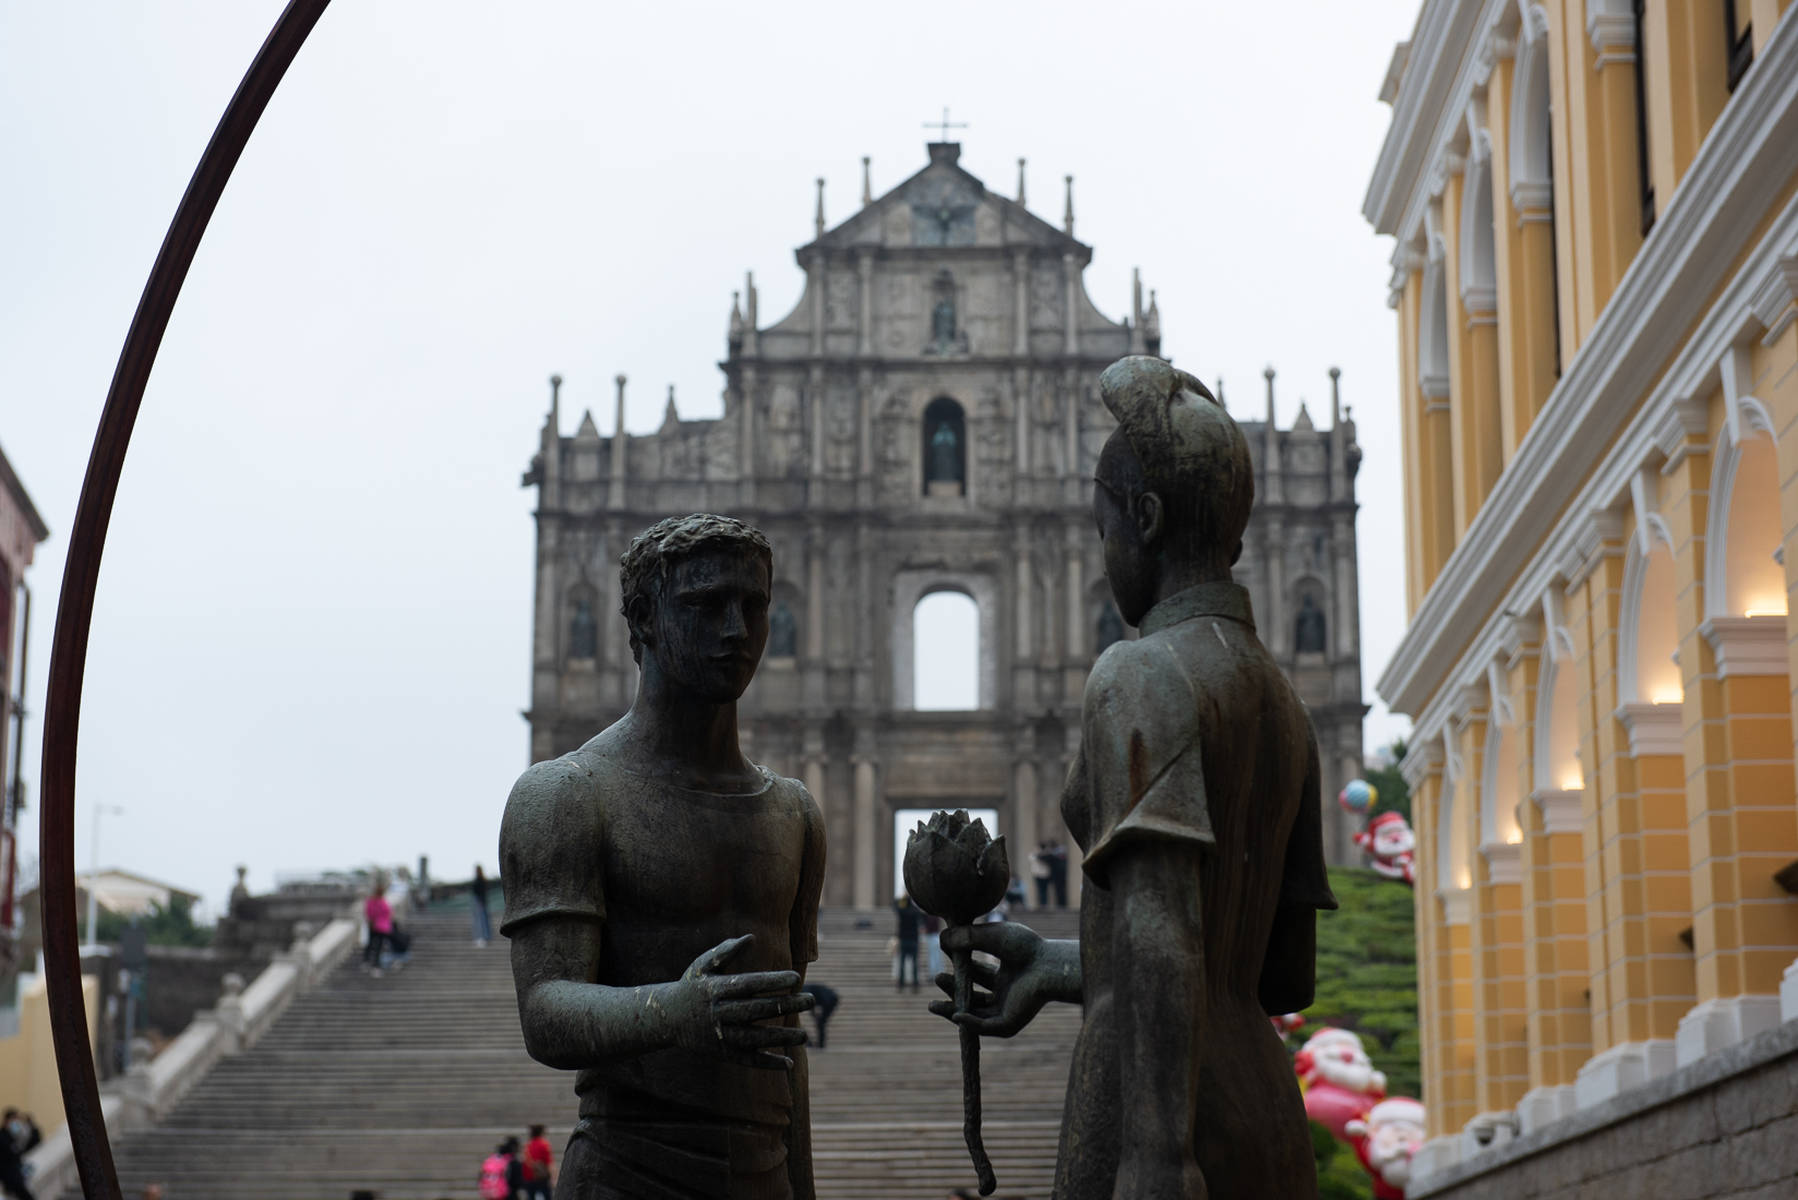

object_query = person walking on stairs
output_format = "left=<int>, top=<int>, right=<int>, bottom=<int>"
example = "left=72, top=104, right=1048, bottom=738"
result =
left=471, top=863, right=493, bottom=947
left=363, top=881, right=393, bottom=977
left=893, top=894, right=922, bottom=992
left=522, top=1123, right=554, bottom=1199
left=478, top=1136, right=525, bottom=1199
left=801, top=982, right=839, bottom=1048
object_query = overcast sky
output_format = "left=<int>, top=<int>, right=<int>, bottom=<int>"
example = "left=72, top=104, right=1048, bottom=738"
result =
left=2, top=0, right=1419, bottom=914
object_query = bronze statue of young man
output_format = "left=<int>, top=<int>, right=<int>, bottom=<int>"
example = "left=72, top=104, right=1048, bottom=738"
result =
left=932, top=357, right=1337, bottom=1198
left=500, top=513, right=825, bottom=1200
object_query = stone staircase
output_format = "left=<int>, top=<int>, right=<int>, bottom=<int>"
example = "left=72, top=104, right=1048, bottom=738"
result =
left=79, top=901, right=1082, bottom=1199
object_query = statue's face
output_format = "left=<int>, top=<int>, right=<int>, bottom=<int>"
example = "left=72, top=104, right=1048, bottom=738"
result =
left=649, top=548, right=771, bottom=702
left=1093, top=433, right=1156, bottom=626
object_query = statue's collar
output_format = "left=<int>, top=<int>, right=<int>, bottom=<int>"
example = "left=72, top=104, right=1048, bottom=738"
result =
left=1138, top=581, right=1255, bottom=638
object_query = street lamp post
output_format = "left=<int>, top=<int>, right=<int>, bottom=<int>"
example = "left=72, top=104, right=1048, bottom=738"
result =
left=83, top=803, right=125, bottom=946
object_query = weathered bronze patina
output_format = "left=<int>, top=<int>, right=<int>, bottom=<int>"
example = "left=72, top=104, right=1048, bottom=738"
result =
left=501, top=513, right=825, bottom=1200
left=932, top=356, right=1337, bottom=1198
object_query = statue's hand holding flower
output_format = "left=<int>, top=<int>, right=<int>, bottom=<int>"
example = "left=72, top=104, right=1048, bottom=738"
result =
left=904, top=810, right=1010, bottom=1197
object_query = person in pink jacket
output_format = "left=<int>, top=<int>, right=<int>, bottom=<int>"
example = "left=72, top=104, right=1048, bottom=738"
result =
left=363, top=883, right=393, bottom=976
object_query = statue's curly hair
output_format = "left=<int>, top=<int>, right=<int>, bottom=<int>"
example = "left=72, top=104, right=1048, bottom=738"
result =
left=618, top=513, right=773, bottom=663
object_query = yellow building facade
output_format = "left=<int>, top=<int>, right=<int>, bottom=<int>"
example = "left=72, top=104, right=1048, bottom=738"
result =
left=1365, top=0, right=1798, bottom=1179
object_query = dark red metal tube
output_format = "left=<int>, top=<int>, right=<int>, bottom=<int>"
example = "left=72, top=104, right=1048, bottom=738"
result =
left=39, top=3, right=330, bottom=1194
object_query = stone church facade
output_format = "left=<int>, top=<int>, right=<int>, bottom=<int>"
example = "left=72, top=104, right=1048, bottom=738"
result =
left=523, top=142, right=1367, bottom=907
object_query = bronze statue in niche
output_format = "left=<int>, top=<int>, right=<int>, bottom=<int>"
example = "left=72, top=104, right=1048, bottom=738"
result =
left=501, top=514, right=825, bottom=1199
left=931, top=356, right=1337, bottom=1198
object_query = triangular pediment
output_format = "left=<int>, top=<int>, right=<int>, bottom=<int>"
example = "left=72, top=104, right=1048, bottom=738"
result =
left=804, top=144, right=1085, bottom=258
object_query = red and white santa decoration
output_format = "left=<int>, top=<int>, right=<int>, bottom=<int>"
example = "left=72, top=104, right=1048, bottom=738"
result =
left=1354, top=810, right=1417, bottom=886
left=1345, top=1096, right=1426, bottom=1199
left=1294, top=1027, right=1387, bottom=1140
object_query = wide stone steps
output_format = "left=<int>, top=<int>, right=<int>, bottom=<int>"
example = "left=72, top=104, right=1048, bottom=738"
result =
left=79, top=902, right=1081, bottom=1199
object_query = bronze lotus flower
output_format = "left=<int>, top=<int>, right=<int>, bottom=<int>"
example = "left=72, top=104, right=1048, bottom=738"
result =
left=903, top=809, right=1010, bottom=1196
left=902, top=809, right=1010, bottom=926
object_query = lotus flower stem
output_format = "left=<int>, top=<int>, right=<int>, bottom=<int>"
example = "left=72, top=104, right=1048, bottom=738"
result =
left=955, top=940, right=997, bottom=1196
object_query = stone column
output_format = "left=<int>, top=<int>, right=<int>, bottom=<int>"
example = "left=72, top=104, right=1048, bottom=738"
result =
left=809, top=365, right=826, bottom=480
left=852, top=726, right=878, bottom=910
left=1013, top=366, right=1032, bottom=477
left=857, top=251, right=874, bottom=357
left=1331, top=514, right=1359, bottom=659
left=1264, top=519, right=1287, bottom=659
left=1011, top=248, right=1030, bottom=356
left=607, top=374, right=628, bottom=510
left=1012, top=726, right=1039, bottom=909
left=856, top=366, right=875, bottom=481
left=1061, top=252, right=1079, bottom=356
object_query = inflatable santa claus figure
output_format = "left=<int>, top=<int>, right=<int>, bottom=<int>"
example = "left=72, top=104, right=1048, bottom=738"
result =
left=1346, top=1097, right=1427, bottom=1199
left=1355, top=810, right=1417, bottom=885
left=1294, top=1027, right=1387, bottom=1140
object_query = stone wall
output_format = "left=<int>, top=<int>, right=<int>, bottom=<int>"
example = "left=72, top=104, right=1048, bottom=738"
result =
left=1413, top=1019, right=1798, bottom=1199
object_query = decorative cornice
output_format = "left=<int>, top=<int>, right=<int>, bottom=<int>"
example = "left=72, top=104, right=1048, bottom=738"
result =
left=1700, top=616, right=1790, bottom=677
left=1421, top=371, right=1452, bottom=400
left=1480, top=841, right=1523, bottom=884
left=1450, top=681, right=1490, bottom=729
left=1380, top=40, right=1411, bottom=106
left=1428, top=150, right=1468, bottom=199
left=1510, top=179, right=1554, bottom=216
left=1439, top=887, right=1472, bottom=926
left=1749, top=254, right=1798, bottom=345
left=1502, top=614, right=1542, bottom=669
left=1587, top=1, right=1638, bottom=69
left=1474, top=31, right=1516, bottom=84
left=1615, top=702, right=1685, bottom=757
left=1654, top=395, right=1713, bottom=468
left=1401, top=735, right=1446, bottom=790
left=1376, top=17, right=1798, bottom=730
left=1531, top=788, right=1584, bottom=835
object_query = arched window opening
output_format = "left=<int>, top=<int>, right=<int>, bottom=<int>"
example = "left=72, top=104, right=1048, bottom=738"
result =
left=566, top=584, right=599, bottom=661
left=1095, top=601, right=1124, bottom=656
left=1624, top=544, right=1682, bottom=705
left=1292, top=578, right=1329, bottom=656
left=913, top=589, right=979, bottom=710
left=1482, top=721, right=1522, bottom=847
left=1536, top=656, right=1584, bottom=793
left=1419, top=260, right=1451, bottom=400
left=1722, top=437, right=1785, bottom=618
left=1460, top=155, right=1499, bottom=316
left=768, top=591, right=800, bottom=660
left=1511, top=16, right=1563, bottom=378
left=1439, top=775, right=1473, bottom=893
left=922, top=397, right=966, bottom=496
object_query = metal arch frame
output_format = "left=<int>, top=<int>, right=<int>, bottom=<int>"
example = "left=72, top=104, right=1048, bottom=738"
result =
left=38, top=3, right=330, bottom=1195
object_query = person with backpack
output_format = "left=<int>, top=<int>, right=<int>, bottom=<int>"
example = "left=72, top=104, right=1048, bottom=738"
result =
left=521, top=1124, right=553, bottom=1199
left=363, top=881, right=393, bottom=977
left=477, top=1136, right=524, bottom=1199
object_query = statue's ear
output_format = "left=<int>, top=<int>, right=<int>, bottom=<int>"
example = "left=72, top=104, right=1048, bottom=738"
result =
left=1134, top=490, right=1165, bottom=546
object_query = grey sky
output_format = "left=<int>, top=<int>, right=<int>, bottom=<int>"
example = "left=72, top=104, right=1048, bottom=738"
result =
left=2, top=1, right=1417, bottom=913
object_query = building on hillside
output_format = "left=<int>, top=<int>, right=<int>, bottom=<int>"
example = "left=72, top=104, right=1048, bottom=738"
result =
left=0, top=441, right=47, bottom=1008
left=1366, top=1, right=1798, bottom=1192
left=524, top=142, right=1367, bottom=908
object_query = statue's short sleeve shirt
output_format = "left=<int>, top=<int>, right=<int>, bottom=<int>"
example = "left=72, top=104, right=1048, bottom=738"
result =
left=499, top=751, right=824, bottom=1200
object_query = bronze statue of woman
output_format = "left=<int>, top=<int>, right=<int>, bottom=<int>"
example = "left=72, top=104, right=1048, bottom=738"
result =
left=932, top=356, right=1337, bottom=1198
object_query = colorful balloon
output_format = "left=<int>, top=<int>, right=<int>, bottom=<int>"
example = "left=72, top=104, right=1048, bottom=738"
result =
left=1338, top=778, right=1376, bottom=813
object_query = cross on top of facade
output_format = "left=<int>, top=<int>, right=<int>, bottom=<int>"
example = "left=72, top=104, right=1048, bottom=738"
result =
left=924, top=106, right=968, bottom=142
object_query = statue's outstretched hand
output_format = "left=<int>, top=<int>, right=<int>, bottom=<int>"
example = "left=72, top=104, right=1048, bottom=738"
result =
left=928, top=922, right=1066, bottom=1038
left=671, top=934, right=814, bottom=1069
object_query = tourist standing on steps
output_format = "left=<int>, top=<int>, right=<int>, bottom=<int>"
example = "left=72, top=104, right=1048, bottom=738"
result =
left=478, top=1136, right=526, bottom=1199
left=471, top=864, right=493, bottom=947
left=522, top=1123, right=554, bottom=1199
left=922, top=911, right=944, bottom=980
left=0, top=1108, right=35, bottom=1200
left=893, top=894, right=921, bottom=992
left=801, top=982, right=839, bottom=1049
left=363, top=881, right=393, bottom=977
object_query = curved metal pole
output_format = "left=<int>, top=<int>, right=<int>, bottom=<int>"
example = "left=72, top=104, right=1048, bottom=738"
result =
left=39, top=3, right=329, bottom=1194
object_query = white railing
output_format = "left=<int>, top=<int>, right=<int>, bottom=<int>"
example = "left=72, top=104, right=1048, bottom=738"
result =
left=22, top=912, right=360, bottom=1196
